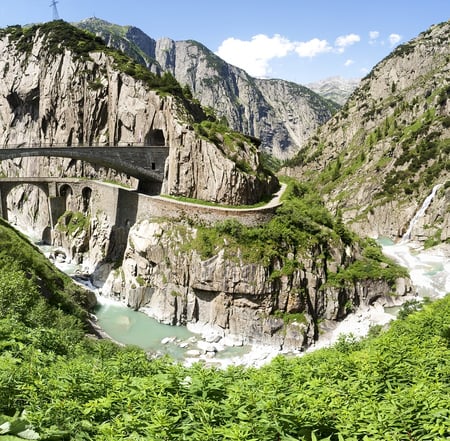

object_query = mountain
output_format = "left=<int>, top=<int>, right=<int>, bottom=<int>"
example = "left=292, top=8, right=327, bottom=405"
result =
left=285, top=20, right=450, bottom=243
left=307, top=76, right=360, bottom=106
left=75, top=18, right=339, bottom=159
left=0, top=21, right=276, bottom=208
left=0, top=19, right=449, bottom=440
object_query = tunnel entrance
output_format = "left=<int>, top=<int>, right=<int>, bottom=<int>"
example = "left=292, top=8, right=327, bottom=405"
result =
left=148, top=129, right=166, bottom=146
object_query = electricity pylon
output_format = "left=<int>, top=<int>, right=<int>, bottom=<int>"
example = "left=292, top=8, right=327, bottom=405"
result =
left=50, top=0, right=60, bottom=20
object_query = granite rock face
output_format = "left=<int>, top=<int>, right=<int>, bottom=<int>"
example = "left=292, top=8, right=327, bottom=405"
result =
left=0, top=23, right=277, bottom=207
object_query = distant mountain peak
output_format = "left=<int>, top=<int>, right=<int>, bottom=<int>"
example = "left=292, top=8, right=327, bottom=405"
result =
left=307, top=76, right=360, bottom=105
left=74, top=18, right=337, bottom=159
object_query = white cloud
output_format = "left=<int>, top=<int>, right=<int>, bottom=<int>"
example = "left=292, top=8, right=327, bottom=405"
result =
left=295, top=38, right=332, bottom=57
left=334, top=33, right=360, bottom=52
left=369, top=30, right=380, bottom=40
left=344, top=59, right=354, bottom=67
left=215, top=31, right=362, bottom=79
left=360, top=67, right=370, bottom=75
left=216, top=34, right=294, bottom=78
left=389, top=33, right=402, bottom=46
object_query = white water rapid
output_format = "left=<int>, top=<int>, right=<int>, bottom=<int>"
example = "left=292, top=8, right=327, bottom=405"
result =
left=309, top=184, right=450, bottom=352
left=400, top=184, right=443, bottom=242
left=383, top=183, right=449, bottom=300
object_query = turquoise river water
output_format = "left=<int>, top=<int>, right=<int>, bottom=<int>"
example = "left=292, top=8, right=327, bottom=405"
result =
left=36, top=241, right=250, bottom=362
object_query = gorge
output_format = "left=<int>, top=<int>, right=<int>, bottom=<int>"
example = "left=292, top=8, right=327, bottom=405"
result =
left=0, top=20, right=419, bottom=354
left=1, top=18, right=449, bottom=352
left=0, top=15, right=449, bottom=441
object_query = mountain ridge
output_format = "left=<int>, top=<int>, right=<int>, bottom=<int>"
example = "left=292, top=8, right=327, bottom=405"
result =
left=285, top=20, right=450, bottom=243
left=307, top=76, right=360, bottom=106
left=75, top=17, right=339, bottom=159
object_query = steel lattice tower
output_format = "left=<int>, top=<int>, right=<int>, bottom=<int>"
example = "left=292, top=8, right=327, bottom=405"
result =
left=50, top=0, right=59, bottom=20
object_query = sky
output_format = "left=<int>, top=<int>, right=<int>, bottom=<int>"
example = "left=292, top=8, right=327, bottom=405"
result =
left=0, top=0, right=448, bottom=85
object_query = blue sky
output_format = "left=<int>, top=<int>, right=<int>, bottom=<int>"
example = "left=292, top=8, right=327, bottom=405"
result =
left=0, top=0, right=448, bottom=84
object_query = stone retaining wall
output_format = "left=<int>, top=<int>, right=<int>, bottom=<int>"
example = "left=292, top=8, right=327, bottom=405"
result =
left=134, top=194, right=279, bottom=227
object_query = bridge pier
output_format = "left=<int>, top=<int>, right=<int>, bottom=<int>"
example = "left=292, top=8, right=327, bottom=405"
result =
left=0, top=187, right=7, bottom=221
left=47, top=182, right=66, bottom=234
left=49, top=196, right=66, bottom=232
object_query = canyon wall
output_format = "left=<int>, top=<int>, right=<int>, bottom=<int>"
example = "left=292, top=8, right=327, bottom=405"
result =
left=98, top=218, right=411, bottom=351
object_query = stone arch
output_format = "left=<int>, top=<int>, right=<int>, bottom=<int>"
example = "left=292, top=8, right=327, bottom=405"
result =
left=3, top=182, right=49, bottom=201
left=5, top=183, right=51, bottom=242
left=148, top=129, right=166, bottom=146
left=59, top=183, right=74, bottom=212
left=59, top=184, right=73, bottom=198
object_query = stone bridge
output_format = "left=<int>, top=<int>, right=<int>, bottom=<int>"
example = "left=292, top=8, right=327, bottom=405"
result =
left=0, top=143, right=169, bottom=193
left=0, top=177, right=132, bottom=242
left=0, top=175, right=282, bottom=244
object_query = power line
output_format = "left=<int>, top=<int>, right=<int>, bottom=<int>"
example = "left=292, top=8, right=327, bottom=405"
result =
left=50, top=0, right=60, bottom=20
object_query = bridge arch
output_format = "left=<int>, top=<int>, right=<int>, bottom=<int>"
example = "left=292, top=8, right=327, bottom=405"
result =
left=59, top=183, right=73, bottom=198
left=3, top=183, right=51, bottom=243
left=58, top=183, right=75, bottom=213
left=2, top=181, right=49, bottom=200
left=81, top=186, right=92, bottom=214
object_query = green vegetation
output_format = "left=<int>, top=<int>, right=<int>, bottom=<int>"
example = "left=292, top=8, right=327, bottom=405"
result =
left=327, top=238, right=408, bottom=287
left=76, top=18, right=157, bottom=68
left=185, top=180, right=405, bottom=287
left=0, top=218, right=92, bottom=314
left=56, top=211, right=90, bottom=236
left=259, top=151, right=283, bottom=174
left=186, top=179, right=339, bottom=262
left=1, top=216, right=450, bottom=439
left=424, top=228, right=443, bottom=249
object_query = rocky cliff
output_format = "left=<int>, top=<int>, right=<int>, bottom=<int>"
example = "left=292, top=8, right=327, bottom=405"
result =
left=100, top=211, right=410, bottom=351
left=76, top=18, right=339, bottom=159
left=285, top=20, right=450, bottom=243
left=0, top=21, right=276, bottom=206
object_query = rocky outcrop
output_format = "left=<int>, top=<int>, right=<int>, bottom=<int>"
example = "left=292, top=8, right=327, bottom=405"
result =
left=6, top=185, right=50, bottom=239
left=76, top=18, right=338, bottom=159
left=285, top=20, right=450, bottom=243
left=0, top=22, right=276, bottom=206
left=100, top=218, right=411, bottom=350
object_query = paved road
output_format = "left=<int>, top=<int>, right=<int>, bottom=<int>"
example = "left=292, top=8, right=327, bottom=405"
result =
left=151, top=183, right=287, bottom=213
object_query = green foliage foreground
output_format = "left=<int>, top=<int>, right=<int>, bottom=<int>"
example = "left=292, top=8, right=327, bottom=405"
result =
left=0, top=221, right=450, bottom=440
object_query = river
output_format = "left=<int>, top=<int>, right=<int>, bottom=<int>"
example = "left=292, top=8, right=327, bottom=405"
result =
left=32, top=239, right=253, bottom=365
left=16, top=183, right=450, bottom=366
left=309, top=185, right=450, bottom=351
